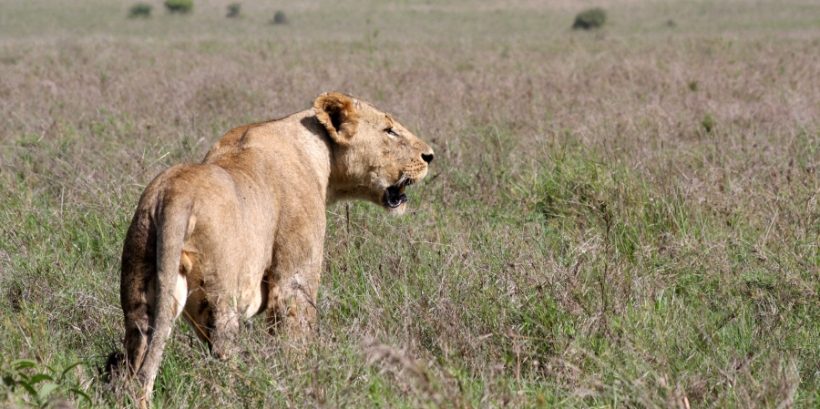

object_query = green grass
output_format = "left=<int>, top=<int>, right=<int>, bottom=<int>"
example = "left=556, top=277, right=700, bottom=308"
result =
left=1, top=0, right=818, bottom=407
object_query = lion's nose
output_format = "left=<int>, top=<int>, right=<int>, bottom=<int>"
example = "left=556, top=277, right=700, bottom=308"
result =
left=421, top=152, right=434, bottom=163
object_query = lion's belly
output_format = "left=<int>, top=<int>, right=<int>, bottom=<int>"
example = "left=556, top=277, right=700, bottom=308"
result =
left=180, top=248, right=269, bottom=329
left=180, top=219, right=274, bottom=325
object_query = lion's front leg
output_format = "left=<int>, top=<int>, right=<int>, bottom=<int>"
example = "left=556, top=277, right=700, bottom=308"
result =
left=286, top=270, right=321, bottom=338
left=265, top=257, right=322, bottom=342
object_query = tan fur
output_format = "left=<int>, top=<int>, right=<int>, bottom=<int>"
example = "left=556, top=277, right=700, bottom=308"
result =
left=120, top=92, right=434, bottom=404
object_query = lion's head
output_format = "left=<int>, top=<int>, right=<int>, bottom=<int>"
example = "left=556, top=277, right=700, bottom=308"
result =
left=314, top=92, right=434, bottom=214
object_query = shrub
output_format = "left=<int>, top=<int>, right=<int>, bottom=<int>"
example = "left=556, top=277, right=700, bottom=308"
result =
left=165, top=0, right=193, bottom=14
left=701, top=113, right=716, bottom=133
left=128, top=3, right=152, bottom=18
left=0, top=359, right=91, bottom=407
left=572, top=7, right=607, bottom=30
left=226, top=3, right=241, bottom=18
left=271, top=10, right=288, bottom=25
left=688, top=80, right=699, bottom=92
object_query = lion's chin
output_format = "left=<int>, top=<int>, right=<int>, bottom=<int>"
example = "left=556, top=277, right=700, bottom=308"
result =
left=385, top=202, right=407, bottom=215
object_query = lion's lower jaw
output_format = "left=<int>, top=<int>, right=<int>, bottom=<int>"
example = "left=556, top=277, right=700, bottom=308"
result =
left=385, top=203, right=407, bottom=215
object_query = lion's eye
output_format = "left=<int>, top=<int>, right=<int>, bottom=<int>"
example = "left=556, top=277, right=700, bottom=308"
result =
left=385, top=128, right=400, bottom=138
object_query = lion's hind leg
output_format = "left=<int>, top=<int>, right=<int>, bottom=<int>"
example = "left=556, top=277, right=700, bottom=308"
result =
left=179, top=263, right=213, bottom=345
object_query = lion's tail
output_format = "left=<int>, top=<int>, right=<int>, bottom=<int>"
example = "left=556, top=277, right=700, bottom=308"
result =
left=134, top=195, right=192, bottom=402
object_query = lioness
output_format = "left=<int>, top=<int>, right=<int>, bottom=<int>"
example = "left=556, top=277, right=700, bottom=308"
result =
left=120, top=92, right=433, bottom=402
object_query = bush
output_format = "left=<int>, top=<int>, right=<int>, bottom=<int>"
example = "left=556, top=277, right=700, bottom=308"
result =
left=1, top=359, right=91, bottom=407
left=701, top=113, right=716, bottom=134
left=271, top=10, right=288, bottom=25
left=572, top=7, right=607, bottom=30
left=226, top=3, right=241, bottom=18
left=165, top=0, right=193, bottom=14
left=688, top=80, right=699, bottom=92
left=128, top=3, right=152, bottom=18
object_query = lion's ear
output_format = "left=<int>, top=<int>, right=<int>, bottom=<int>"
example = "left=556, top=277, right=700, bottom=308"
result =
left=313, top=92, right=359, bottom=145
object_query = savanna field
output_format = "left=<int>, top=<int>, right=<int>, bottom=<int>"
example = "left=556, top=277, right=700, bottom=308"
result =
left=0, top=0, right=818, bottom=407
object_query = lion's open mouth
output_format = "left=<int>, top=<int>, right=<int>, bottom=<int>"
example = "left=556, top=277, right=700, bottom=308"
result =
left=382, top=177, right=414, bottom=209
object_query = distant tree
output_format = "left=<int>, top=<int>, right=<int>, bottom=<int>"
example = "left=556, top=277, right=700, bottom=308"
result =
left=227, top=3, right=241, bottom=18
left=128, top=3, right=152, bottom=18
left=572, top=8, right=606, bottom=30
left=165, top=0, right=193, bottom=14
left=272, top=10, right=288, bottom=25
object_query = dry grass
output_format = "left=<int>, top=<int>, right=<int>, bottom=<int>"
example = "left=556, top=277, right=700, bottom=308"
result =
left=0, top=0, right=818, bottom=407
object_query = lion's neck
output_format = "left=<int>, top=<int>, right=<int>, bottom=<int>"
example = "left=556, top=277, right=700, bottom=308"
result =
left=290, top=110, right=338, bottom=203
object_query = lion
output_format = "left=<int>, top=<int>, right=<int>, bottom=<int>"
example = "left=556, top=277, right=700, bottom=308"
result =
left=119, top=92, right=434, bottom=403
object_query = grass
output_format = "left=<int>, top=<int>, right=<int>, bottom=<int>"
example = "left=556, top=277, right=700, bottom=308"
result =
left=0, top=0, right=818, bottom=407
